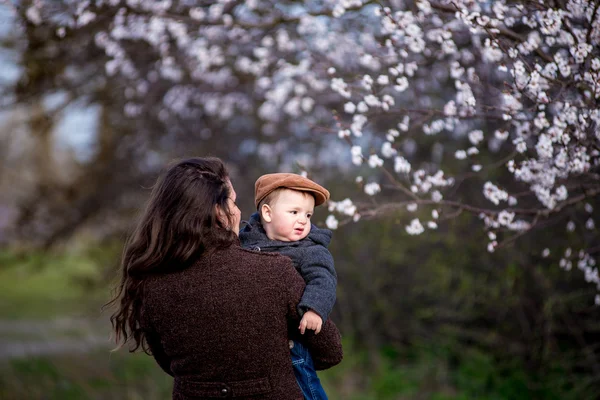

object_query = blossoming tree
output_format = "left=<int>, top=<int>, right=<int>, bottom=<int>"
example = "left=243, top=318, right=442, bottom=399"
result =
left=325, top=0, right=600, bottom=303
left=18, top=0, right=600, bottom=300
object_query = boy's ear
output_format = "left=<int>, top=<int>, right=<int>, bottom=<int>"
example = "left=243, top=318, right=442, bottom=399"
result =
left=260, top=204, right=273, bottom=223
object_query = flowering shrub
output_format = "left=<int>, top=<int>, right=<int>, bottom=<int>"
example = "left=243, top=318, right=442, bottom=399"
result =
left=19, top=0, right=600, bottom=301
left=324, top=0, right=600, bottom=302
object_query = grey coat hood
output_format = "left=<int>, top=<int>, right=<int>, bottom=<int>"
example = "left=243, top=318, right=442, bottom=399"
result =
left=239, top=212, right=332, bottom=251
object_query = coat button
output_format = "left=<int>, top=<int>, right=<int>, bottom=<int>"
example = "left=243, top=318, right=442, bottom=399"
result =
left=221, top=387, right=229, bottom=396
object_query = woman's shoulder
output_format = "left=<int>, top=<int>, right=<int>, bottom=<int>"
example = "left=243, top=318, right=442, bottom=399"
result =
left=238, top=245, right=291, bottom=261
left=219, top=244, right=293, bottom=264
left=213, top=245, right=297, bottom=283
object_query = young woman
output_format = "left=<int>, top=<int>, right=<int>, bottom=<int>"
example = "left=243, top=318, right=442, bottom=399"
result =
left=106, top=157, right=343, bottom=399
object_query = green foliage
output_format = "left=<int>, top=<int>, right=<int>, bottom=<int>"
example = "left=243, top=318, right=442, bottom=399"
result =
left=0, top=351, right=172, bottom=400
left=0, top=249, right=113, bottom=319
left=1, top=218, right=599, bottom=400
left=320, top=340, right=580, bottom=400
left=326, top=209, right=600, bottom=400
left=0, top=337, right=582, bottom=400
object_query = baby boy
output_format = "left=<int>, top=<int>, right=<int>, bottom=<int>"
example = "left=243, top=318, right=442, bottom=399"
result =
left=239, top=173, right=337, bottom=400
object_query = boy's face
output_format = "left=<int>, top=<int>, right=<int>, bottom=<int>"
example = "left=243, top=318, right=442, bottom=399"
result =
left=262, top=189, right=315, bottom=242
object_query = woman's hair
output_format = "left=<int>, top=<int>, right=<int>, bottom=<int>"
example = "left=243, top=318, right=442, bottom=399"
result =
left=105, top=157, right=238, bottom=351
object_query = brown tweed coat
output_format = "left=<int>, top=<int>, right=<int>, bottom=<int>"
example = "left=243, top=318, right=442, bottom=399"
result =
left=140, top=243, right=343, bottom=400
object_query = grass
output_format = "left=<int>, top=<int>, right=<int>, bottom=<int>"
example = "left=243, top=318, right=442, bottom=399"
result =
left=1, top=340, right=573, bottom=400
left=0, top=350, right=173, bottom=400
left=0, top=246, right=172, bottom=399
left=320, top=341, right=576, bottom=400
left=0, top=248, right=589, bottom=399
left=0, top=250, right=108, bottom=319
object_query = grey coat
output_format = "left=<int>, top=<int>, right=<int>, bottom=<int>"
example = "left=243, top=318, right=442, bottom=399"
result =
left=239, top=212, right=337, bottom=322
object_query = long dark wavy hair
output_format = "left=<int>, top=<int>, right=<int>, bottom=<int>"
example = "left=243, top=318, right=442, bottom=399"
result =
left=105, top=157, right=238, bottom=352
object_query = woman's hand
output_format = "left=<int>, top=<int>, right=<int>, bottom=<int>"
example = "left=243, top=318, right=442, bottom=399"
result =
left=299, top=310, right=323, bottom=334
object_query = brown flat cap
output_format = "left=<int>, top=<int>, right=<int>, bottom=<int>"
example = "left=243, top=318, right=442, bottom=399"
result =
left=255, top=173, right=330, bottom=208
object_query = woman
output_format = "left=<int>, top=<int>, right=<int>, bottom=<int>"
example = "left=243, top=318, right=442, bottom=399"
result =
left=106, top=157, right=343, bottom=399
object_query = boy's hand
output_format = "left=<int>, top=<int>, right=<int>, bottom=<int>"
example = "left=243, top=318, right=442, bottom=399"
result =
left=299, top=310, right=323, bottom=335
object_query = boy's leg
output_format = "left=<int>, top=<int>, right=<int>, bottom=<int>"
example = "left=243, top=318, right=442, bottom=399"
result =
left=290, top=340, right=328, bottom=400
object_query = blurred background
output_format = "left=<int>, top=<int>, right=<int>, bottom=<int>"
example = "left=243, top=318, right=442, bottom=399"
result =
left=1, top=1, right=600, bottom=399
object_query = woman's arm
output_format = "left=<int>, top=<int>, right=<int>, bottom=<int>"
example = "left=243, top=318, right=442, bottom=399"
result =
left=144, top=329, right=174, bottom=376
left=279, top=257, right=343, bottom=370
left=141, top=302, right=174, bottom=377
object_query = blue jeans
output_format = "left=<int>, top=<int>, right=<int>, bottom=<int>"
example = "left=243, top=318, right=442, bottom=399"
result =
left=290, top=340, right=328, bottom=400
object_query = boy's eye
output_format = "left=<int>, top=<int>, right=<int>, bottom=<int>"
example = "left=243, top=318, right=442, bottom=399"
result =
left=307, top=214, right=312, bottom=219
left=290, top=211, right=297, bottom=214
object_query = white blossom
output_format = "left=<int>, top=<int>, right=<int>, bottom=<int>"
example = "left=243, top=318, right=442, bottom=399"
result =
left=331, top=78, right=351, bottom=98
left=555, top=185, right=568, bottom=201
left=362, top=74, right=374, bottom=90
left=368, top=154, right=384, bottom=168
left=406, top=218, right=425, bottom=235
left=394, top=156, right=411, bottom=174
left=394, top=77, right=409, bottom=92
left=467, top=147, right=479, bottom=156
left=364, top=94, right=381, bottom=107
left=351, top=145, right=363, bottom=166
left=357, top=101, right=369, bottom=113
left=26, top=6, right=42, bottom=25
left=381, top=142, right=397, bottom=158
left=444, top=100, right=457, bottom=116
left=387, top=129, right=400, bottom=142
left=494, top=130, right=508, bottom=140
left=326, top=215, right=339, bottom=230
left=344, top=102, right=356, bottom=114
left=364, top=182, right=381, bottom=196
left=586, top=218, right=595, bottom=230
left=455, top=150, right=467, bottom=160
left=377, top=75, right=389, bottom=85
left=571, top=43, right=593, bottom=64
left=351, top=114, right=367, bottom=137
left=535, top=134, right=553, bottom=159
left=513, top=137, right=527, bottom=153
left=497, top=210, right=515, bottom=226
left=398, top=116, right=410, bottom=132
left=542, top=248, right=550, bottom=258
left=328, top=198, right=357, bottom=216
left=338, top=129, right=350, bottom=138
left=382, top=95, right=395, bottom=108
left=483, top=182, right=508, bottom=205
left=468, top=130, right=484, bottom=145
